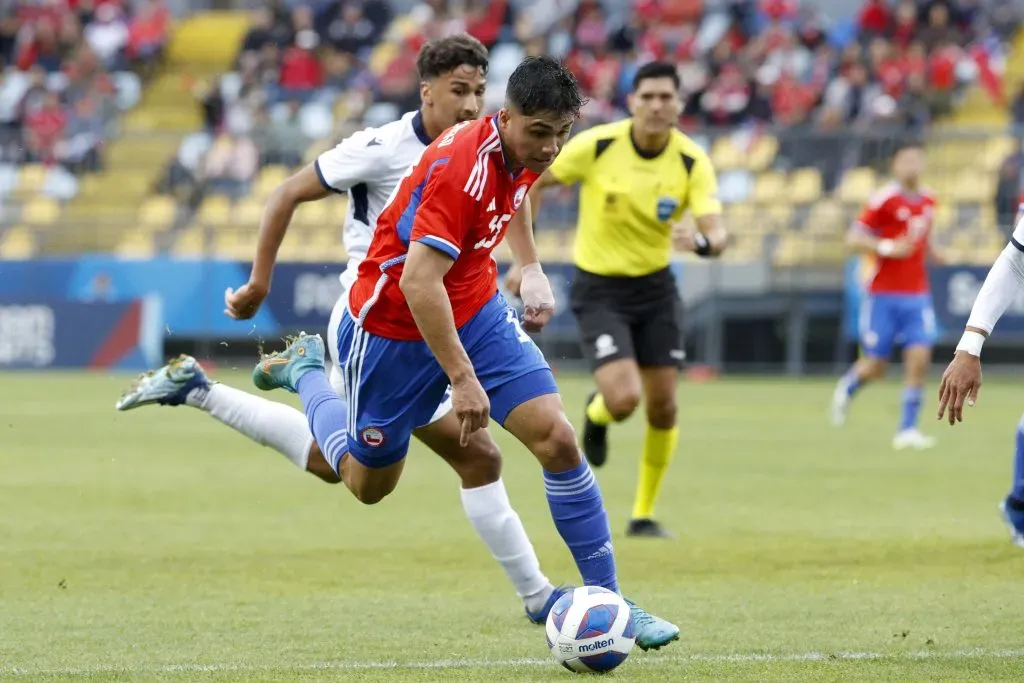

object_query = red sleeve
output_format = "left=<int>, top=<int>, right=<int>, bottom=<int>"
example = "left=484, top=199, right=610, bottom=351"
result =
left=857, top=197, right=887, bottom=235
left=409, top=156, right=476, bottom=261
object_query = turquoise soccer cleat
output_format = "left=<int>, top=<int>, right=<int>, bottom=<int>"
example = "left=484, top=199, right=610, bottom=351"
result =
left=252, top=332, right=325, bottom=393
left=625, top=599, right=681, bottom=651
left=115, top=355, right=212, bottom=411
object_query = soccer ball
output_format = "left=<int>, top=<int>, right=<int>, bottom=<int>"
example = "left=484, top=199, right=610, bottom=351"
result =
left=545, top=586, right=635, bottom=673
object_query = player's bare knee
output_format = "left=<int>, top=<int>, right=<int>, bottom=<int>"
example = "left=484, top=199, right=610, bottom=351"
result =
left=605, top=390, right=641, bottom=421
left=647, top=399, right=677, bottom=430
left=350, top=482, right=393, bottom=505
left=532, top=417, right=581, bottom=472
left=457, top=437, right=503, bottom=488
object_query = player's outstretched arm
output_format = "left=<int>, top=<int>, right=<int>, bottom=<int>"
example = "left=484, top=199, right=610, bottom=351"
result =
left=938, top=236, right=1024, bottom=424
left=225, top=164, right=328, bottom=319
left=400, top=242, right=489, bottom=444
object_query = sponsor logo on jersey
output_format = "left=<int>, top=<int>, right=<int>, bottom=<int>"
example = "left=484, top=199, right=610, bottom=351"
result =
left=578, top=638, right=615, bottom=652
left=513, top=185, right=527, bottom=210
left=361, top=427, right=386, bottom=447
left=656, top=196, right=679, bottom=222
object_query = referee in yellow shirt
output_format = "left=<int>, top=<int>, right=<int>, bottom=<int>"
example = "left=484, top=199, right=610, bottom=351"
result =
left=517, top=61, right=727, bottom=538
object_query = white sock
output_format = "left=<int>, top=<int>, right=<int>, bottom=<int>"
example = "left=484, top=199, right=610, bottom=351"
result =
left=188, top=383, right=314, bottom=470
left=461, top=479, right=554, bottom=607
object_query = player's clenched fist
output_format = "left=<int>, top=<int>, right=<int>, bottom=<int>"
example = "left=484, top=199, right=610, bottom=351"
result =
left=937, top=350, right=982, bottom=425
left=519, top=262, right=555, bottom=332
left=452, top=375, right=490, bottom=446
left=224, top=280, right=269, bottom=320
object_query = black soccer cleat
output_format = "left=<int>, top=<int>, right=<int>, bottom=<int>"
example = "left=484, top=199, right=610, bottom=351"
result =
left=582, top=391, right=609, bottom=467
left=626, top=518, right=674, bottom=539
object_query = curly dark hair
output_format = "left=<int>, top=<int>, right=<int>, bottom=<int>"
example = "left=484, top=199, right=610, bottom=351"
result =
left=416, top=33, right=489, bottom=81
left=505, top=56, right=587, bottom=118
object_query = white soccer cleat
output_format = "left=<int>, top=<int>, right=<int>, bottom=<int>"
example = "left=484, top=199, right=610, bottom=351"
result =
left=892, top=429, right=936, bottom=451
left=830, top=384, right=850, bottom=427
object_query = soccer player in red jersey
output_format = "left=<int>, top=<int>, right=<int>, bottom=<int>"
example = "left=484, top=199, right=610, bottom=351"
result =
left=249, top=57, right=680, bottom=651
left=832, top=142, right=946, bottom=449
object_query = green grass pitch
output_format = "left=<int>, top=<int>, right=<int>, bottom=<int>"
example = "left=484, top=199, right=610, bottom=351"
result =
left=3, top=369, right=1024, bottom=681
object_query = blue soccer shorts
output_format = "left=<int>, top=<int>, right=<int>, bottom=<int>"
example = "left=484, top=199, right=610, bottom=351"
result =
left=336, top=292, right=558, bottom=468
left=859, top=293, right=936, bottom=359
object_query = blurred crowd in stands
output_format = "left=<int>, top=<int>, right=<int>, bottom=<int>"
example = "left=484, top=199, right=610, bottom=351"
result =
left=0, top=0, right=170, bottom=183
left=159, top=0, right=1022, bottom=208
left=3, top=0, right=1023, bottom=211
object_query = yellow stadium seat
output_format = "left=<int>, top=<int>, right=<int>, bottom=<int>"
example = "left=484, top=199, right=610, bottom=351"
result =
left=837, top=167, right=876, bottom=205
left=170, top=227, right=206, bottom=257
left=116, top=231, right=155, bottom=258
left=213, top=229, right=255, bottom=260
left=723, top=202, right=756, bottom=232
left=255, top=165, right=289, bottom=199
left=368, top=43, right=400, bottom=77
left=773, top=236, right=811, bottom=267
left=17, top=164, right=47, bottom=195
left=788, top=168, right=822, bottom=204
left=805, top=200, right=847, bottom=235
left=957, top=170, right=997, bottom=204
left=196, top=195, right=232, bottom=226
left=0, top=225, right=35, bottom=259
left=747, top=136, right=778, bottom=172
left=933, top=202, right=955, bottom=232
left=22, top=197, right=60, bottom=225
left=137, top=196, right=177, bottom=229
left=764, top=202, right=793, bottom=230
left=981, top=136, right=1017, bottom=172
left=235, top=197, right=264, bottom=228
left=753, top=171, right=786, bottom=204
left=710, top=138, right=743, bottom=171
left=292, top=200, right=330, bottom=227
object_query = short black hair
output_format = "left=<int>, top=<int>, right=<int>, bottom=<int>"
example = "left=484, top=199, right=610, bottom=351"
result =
left=416, top=33, right=489, bottom=81
left=505, top=56, right=587, bottom=119
left=632, top=61, right=681, bottom=92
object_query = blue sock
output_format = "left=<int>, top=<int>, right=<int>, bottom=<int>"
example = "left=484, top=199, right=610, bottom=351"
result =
left=543, top=460, right=619, bottom=593
left=841, top=369, right=862, bottom=399
left=296, top=370, right=348, bottom=472
left=1011, top=418, right=1024, bottom=502
left=899, top=386, right=923, bottom=432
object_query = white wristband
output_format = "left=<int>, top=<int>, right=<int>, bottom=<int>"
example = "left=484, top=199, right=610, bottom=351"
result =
left=877, top=239, right=895, bottom=257
left=956, top=330, right=985, bottom=357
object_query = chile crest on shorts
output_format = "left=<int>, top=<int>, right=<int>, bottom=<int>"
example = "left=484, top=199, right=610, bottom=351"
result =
left=656, top=196, right=679, bottom=222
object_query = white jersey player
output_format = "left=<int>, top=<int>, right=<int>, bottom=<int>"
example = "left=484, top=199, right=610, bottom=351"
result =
left=937, top=205, right=1024, bottom=546
left=115, top=34, right=567, bottom=623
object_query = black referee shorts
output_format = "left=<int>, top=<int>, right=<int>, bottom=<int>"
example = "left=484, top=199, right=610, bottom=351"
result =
left=569, top=266, right=685, bottom=371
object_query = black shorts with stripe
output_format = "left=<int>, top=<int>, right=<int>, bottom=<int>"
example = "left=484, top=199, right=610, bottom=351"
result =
left=569, top=266, right=684, bottom=370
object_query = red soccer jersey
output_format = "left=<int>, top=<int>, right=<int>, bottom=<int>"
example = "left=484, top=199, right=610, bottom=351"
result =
left=349, top=115, right=540, bottom=341
left=856, top=183, right=936, bottom=295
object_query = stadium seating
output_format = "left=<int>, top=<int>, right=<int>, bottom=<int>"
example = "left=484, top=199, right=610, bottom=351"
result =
left=4, top=0, right=1020, bottom=269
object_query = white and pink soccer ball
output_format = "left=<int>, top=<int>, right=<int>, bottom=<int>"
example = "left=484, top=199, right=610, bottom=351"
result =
left=545, top=586, right=635, bottom=673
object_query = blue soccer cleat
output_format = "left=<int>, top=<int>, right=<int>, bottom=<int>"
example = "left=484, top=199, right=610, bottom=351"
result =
left=625, top=599, right=681, bottom=651
left=999, top=498, right=1024, bottom=548
left=115, top=355, right=211, bottom=411
left=253, top=332, right=325, bottom=393
left=525, top=585, right=572, bottom=625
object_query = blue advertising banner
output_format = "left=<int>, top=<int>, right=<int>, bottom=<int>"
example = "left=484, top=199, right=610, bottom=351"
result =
left=0, top=297, right=162, bottom=370
left=0, top=258, right=640, bottom=341
left=843, top=259, right=1024, bottom=342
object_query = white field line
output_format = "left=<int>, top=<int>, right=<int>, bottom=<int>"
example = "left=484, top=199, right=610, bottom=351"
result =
left=2, top=648, right=1023, bottom=676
